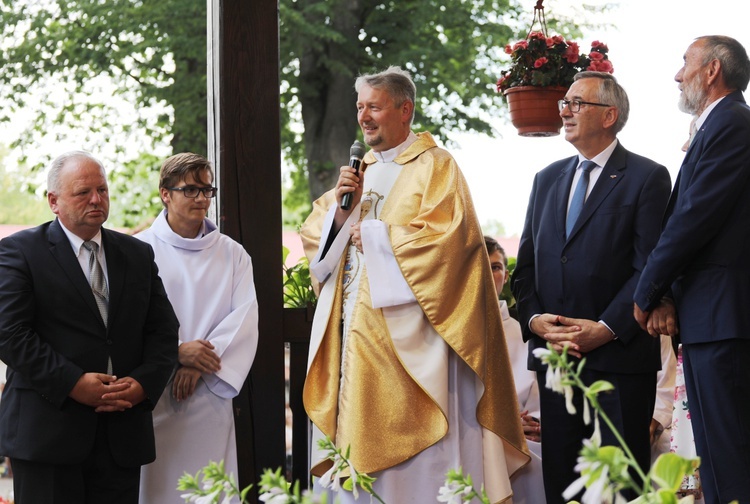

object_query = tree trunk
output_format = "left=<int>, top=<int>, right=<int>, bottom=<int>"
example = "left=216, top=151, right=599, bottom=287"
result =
left=299, top=0, right=363, bottom=201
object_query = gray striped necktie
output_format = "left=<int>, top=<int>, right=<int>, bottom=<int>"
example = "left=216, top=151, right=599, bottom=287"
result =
left=83, top=241, right=112, bottom=374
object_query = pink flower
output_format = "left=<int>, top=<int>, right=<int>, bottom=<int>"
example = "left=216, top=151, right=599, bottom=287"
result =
left=529, top=31, right=546, bottom=41
left=512, top=40, right=528, bottom=52
left=534, top=57, right=548, bottom=68
left=504, top=44, right=513, bottom=54
left=589, top=51, right=604, bottom=61
left=550, top=35, right=565, bottom=46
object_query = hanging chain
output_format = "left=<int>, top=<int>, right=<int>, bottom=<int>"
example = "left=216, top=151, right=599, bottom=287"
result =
left=526, top=0, right=549, bottom=39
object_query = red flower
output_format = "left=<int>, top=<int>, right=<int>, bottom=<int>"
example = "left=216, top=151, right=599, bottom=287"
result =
left=496, top=74, right=509, bottom=92
left=496, top=33, right=613, bottom=95
left=591, top=40, right=609, bottom=51
left=588, top=59, right=614, bottom=73
left=564, top=42, right=580, bottom=63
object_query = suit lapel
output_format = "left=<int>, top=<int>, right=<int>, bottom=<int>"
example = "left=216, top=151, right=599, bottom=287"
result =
left=566, top=144, right=627, bottom=241
left=556, top=158, right=578, bottom=242
left=47, top=219, right=106, bottom=328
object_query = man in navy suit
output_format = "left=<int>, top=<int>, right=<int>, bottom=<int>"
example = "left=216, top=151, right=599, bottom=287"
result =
left=634, top=36, right=750, bottom=503
left=0, top=151, right=179, bottom=503
left=512, top=72, right=672, bottom=503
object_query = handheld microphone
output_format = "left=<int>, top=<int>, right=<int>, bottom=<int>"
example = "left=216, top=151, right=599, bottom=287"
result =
left=340, top=140, right=367, bottom=210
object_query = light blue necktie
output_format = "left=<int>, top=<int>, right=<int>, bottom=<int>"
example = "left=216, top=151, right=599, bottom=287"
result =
left=566, top=160, right=597, bottom=237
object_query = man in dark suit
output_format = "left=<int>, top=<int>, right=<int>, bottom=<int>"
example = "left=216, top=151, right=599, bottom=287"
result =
left=0, top=151, right=179, bottom=503
left=512, top=72, right=672, bottom=503
left=634, top=36, right=750, bottom=503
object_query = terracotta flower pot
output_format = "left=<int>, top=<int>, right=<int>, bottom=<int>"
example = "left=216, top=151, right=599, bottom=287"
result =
left=503, top=86, right=568, bottom=137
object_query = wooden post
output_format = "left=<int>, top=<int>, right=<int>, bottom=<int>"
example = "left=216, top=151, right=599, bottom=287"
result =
left=207, top=0, right=285, bottom=497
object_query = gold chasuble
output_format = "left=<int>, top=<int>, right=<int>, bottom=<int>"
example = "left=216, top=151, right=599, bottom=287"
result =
left=301, top=132, right=529, bottom=503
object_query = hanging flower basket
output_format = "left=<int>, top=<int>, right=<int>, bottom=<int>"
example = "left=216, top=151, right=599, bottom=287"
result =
left=504, top=85, right=567, bottom=137
left=496, top=1, right=614, bottom=137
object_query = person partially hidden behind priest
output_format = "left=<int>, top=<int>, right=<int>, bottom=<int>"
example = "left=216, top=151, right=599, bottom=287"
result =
left=137, top=153, right=259, bottom=504
left=300, top=66, right=529, bottom=502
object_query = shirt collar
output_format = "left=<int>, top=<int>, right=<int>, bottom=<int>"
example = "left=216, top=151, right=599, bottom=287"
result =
left=578, top=138, right=618, bottom=168
left=695, top=96, right=725, bottom=131
left=371, top=131, right=419, bottom=163
left=57, top=218, right=103, bottom=256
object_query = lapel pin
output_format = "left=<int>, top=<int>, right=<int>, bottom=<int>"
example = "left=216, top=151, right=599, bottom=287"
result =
left=610, top=175, right=617, bottom=179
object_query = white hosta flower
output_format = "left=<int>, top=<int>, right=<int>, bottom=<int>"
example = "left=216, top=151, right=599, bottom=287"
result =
left=532, top=347, right=553, bottom=362
left=194, top=489, right=222, bottom=504
left=582, top=395, right=591, bottom=425
left=259, top=487, right=289, bottom=504
left=590, top=416, right=602, bottom=448
left=437, top=481, right=472, bottom=504
left=318, top=463, right=342, bottom=492
left=350, top=470, right=359, bottom=499
left=564, top=382, right=576, bottom=415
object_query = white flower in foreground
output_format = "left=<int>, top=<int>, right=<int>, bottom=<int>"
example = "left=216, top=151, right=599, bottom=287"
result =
left=318, top=463, right=343, bottom=492
left=582, top=396, right=591, bottom=425
left=350, top=469, right=359, bottom=499
left=436, top=481, right=472, bottom=504
left=564, top=382, right=576, bottom=414
left=259, top=487, right=289, bottom=504
left=532, top=347, right=553, bottom=363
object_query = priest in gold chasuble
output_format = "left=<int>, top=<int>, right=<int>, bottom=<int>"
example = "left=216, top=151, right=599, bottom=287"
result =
left=300, top=66, right=529, bottom=504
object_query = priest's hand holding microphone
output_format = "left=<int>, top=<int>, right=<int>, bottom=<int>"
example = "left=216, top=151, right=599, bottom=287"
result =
left=335, top=140, right=366, bottom=252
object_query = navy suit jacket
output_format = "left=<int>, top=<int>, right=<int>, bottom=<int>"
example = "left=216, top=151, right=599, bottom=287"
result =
left=635, top=91, right=750, bottom=344
left=0, top=219, right=179, bottom=467
left=513, top=142, right=672, bottom=373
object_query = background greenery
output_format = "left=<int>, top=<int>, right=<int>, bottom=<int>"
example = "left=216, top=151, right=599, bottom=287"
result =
left=0, top=0, right=602, bottom=230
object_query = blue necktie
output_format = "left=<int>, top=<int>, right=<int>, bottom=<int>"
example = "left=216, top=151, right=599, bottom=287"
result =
left=566, top=160, right=596, bottom=237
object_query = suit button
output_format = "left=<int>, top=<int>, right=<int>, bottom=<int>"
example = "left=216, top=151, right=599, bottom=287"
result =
left=106, top=339, right=113, bottom=345
left=561, top=256, right=568, bottom=263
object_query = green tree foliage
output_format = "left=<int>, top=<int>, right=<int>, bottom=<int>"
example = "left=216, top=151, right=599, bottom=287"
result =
left=0, top=0, right=597, bottom=231
left=0, top=0, right=206, bottom=155
left=0, top=0, right=206, bottom=228
left=278, top=0, right=591, bottom=221
left=0, top=147, right=51, bottom=225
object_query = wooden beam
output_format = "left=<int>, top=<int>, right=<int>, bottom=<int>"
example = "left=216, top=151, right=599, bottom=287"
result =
left=208, top=0, right=285, bottom=496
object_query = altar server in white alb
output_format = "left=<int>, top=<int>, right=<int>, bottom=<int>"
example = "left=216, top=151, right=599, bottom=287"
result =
left=136, top=153, right=259, bottom=504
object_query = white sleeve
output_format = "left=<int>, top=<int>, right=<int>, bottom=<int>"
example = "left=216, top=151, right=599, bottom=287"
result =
left=360, top=219, right=416, bottom=309
left=309, top=203, right=361, bottom=284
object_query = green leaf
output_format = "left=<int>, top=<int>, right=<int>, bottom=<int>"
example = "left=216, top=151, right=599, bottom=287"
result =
left=650, top=452, right=700, bottom=492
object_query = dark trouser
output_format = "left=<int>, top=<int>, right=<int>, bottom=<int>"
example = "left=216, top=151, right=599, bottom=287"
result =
left=538, top=366, right=655, bottom=504
left=682, top=339, right=750, bottom=504
left=11, top=417, right=140, bottom=504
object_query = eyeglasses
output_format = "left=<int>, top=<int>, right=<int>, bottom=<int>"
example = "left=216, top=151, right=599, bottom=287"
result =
left=558, top=99, right=612, bottom=113
left=167, top=185, right=218, bottom=198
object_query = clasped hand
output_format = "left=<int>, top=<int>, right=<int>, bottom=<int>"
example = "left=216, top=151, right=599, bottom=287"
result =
left=530, top=313, right=614, bottom=358
left=172, top=340, right=222, bottom=401
left=633, top=298, right=679, bottom=337
left=70, top=373, right=145, bottom=413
